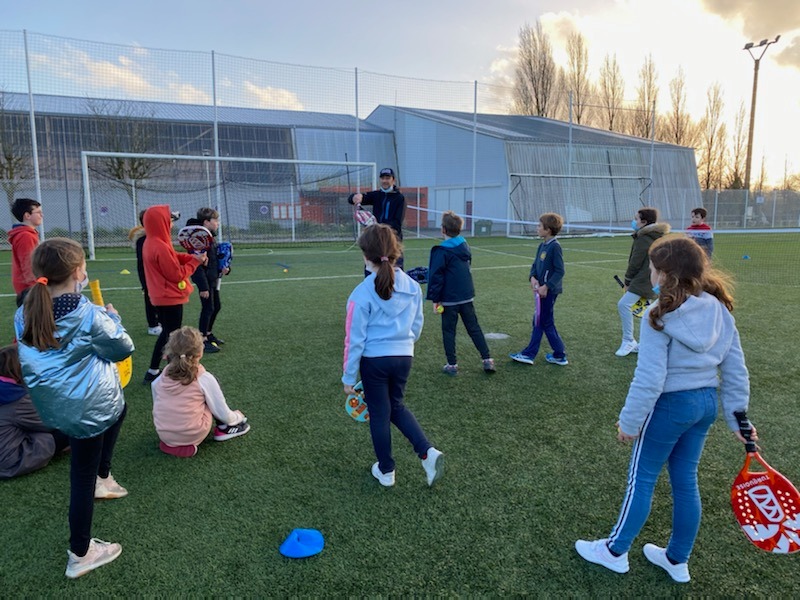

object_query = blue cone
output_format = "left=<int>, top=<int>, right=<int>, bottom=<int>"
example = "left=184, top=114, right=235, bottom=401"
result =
left=280, top=528, right=324, bottom=558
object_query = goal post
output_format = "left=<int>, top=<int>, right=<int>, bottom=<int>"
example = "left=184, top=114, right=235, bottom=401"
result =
left=507, top=173, right=654, bottom=236
left=80, top=151, right=377, bottom=259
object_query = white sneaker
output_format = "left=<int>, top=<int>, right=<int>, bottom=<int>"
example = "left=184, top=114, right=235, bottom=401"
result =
left=147, top=325, right=163, bottom=336
left=615, top=340, right=639, bottom=357
left=643, top=543, right=690, bottom=583
left=95, top=473, right=128, bottom=499
left=421, top=447, right=444, bottom=486
left=371, top=462, right=395, bottom=487
left=575, top=538, right=629, bottom=574
left=65, top=538, right=122, bottom=579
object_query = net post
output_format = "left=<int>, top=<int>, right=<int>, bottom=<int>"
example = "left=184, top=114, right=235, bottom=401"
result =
left=80, top=152, right=96, bottom=260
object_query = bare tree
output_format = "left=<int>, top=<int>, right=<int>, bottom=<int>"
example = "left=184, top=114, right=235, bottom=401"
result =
left=728, top=102, right=747, bottom=189
left=513, top=21, right=557, bottom=117
left=631, top=54, right=659, bottom=139
left=598, top=53, right=625, bottom=131
left=87, top=99, right=165, bottom=204
left=0, top=91, right=33, bottom=210
left=565, top=31, right=593, bottom=125
left=713, top=122, right=729, bottom=191
left=697, top=83, right=725, bottom=190
left=755, top=154, right=767, bottom=193
left=663, top=67, right=693, bottom=146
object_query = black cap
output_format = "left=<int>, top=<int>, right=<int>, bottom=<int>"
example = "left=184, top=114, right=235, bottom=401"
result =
left=379, top=168, right=395, bottom=178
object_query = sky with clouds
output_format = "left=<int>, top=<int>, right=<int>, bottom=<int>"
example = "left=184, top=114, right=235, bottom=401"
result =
left=3, top=0, right=799, bottom=183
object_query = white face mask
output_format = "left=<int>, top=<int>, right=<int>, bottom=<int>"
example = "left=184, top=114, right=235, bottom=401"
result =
left=76, top=273, right=89, bottom=294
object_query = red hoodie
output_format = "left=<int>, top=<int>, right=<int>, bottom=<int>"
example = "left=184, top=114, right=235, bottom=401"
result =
left=8, top=225, right=39, bottom=294
left=142, top=205, right=199, bottom=306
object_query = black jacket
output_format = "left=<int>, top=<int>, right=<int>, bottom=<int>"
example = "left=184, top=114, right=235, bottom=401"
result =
left=348, top=186, right=405, bottom=239
left=426, top=236, right=475, bottom=304
left=186, top=218, right=219, bottom=292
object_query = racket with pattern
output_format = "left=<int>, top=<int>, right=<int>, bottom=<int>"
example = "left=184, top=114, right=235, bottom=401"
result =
left=177, top=225, right=213, bottom=254
left=88, top=280, right=133, bottom=388
left=345, top=381, right=369, bottom=422
left=354, top=208, right=376, bottom=227
left=614, top=275, right=651, bottom=319
left=731, top=411, right=800, bottom=553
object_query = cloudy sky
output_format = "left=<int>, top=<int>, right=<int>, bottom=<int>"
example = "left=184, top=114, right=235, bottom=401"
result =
left=3, top=0, right=799, bottom=183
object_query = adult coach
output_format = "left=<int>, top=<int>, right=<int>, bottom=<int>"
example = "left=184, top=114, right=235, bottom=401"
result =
left=348, top=168, right=405, bottom=269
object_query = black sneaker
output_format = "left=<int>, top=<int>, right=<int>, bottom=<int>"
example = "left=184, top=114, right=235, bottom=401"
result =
left=207, top=333, right=225, bottom=345
left=142, top=370, right=161, bottom=385
left=203, top=340, right=221, bottom=354
left=214, top=420, right=250, bottom=441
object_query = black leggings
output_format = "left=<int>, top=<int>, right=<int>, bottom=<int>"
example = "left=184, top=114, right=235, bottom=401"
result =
left=198, top=287, right=221, bottom=335
left=68, top=404, right=127, bottom=556
left=149, top=304, right=183, bottom=370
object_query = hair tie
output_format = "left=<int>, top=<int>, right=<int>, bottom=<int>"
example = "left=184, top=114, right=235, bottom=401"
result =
left=179, top=354, right=186, bottom=359
left=380, top=256, right=389, bottom=262
left=36, top=276, right=48, bottom=285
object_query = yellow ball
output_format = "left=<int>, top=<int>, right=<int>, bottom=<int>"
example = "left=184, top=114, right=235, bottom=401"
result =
left=436, top=304, right=444, bottom=314
left=177, top=280, right=186, bottom=290
left=283, top=268, right=289, bottom=273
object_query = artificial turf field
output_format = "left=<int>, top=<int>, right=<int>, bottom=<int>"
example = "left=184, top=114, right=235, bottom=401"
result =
left=0, top=232, right=798, bottom=595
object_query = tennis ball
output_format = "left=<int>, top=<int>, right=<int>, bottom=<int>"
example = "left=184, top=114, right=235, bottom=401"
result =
left=436, top=304, right=444, bottom=314
left=283, top=268, right=289, bottom=273
left=178, top=281, right=186, bottom=290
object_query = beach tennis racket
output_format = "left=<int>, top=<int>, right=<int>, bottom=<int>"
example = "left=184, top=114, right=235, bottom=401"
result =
left=731, top=411, right=800, bottom=553
left=534, top=288, right=542, bottom=328
left=89, top=280, right=133, bottom=388
left=354, top=208, right=376, bottom=227
left=177, top=225, right=213, bottom=253
left=217, top=241, right=233, bottom=272
left=345, top=381, right=369, bottom=422
left=614, top=275, right=651, bottom=319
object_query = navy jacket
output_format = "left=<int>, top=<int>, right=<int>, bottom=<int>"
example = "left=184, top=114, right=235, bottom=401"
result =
left=426, top=236, right=475, bottom=304
left=348, top=187, right=405, bottom=239
left=529, top=238, right=564, bottom=295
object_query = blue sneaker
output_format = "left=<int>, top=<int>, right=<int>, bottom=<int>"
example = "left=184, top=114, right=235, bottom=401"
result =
left=545, top=353, right=568, bottom=366
left=509, top=352, right=534, bottom=365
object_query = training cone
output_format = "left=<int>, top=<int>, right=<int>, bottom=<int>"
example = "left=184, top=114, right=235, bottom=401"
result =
left=279, top=528, right=324, bottom=558
left=120, top=269, right=131, bottom=274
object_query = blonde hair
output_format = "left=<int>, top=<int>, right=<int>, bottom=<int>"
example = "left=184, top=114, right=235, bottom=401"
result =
left=22, top=238, right=85, bottom=351
left=163, top=327, right=204, bottom=385
left=648, top=236, right=734, bottom=331
left=358, top=224, right=402, bottom=301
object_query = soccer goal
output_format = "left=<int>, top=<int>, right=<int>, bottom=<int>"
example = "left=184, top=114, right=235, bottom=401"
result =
left=507, top=173, right=654, bottom=236
left=80, top=151, right=376, bottom=258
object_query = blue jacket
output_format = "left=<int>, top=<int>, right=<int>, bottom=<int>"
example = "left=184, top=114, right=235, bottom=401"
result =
left=529, top=238, right=564, bottom=295
left=348, top=186, right=405, bottom=239
left=426, top=236, right=475, bottom=305
left=14, top=296, right=135, bottom=439
left=342, top=269, right=423, bottom=386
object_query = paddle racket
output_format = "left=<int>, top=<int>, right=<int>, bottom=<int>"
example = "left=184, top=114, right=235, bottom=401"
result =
left=534, top=288, right=542, bottom=328
left=345, top=381, right=369, bottom=422
left=217, top=241, right=233, bottom=272
left=731, top=411, right=800, bottom=553
left=614, top=275, right=651, bottom=318
left=354, top=207, right=376, bottom=227
left=177, top=225, right=213, bottom=254
left=88, top=280, right=133, bottom=388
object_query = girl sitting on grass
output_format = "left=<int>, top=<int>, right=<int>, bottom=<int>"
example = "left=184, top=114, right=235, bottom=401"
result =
left=151, top=326, right=249, bottom=457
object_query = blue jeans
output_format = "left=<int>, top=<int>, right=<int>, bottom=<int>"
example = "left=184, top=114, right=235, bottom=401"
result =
left=521, top=292, right=565, bottom=359
left=608, top=388, right=717, bottom=563
left=360, top=356, right=430, bottom=474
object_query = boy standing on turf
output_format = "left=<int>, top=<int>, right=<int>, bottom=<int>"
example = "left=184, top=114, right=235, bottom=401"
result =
left=510, top=212, right=567, bottom=366
left=189, top=208, right=228, bottom=353
left=427, top=211, right=495, bottom=375
left=686, top=207, right=713, bottom=258
left=8, top=198, right=43, bottom=307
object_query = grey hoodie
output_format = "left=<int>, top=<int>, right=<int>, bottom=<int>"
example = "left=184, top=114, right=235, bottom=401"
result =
left=618, top=292, right=749, bottom=436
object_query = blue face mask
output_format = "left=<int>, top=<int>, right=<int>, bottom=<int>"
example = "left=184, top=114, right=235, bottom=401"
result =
left=631, top=219, right=638, bottom=231
left=652, top=284, right=660, bottom=295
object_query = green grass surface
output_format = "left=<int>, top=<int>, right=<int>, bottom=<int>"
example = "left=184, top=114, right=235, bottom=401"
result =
left=0, top=234, right=798, bottom=595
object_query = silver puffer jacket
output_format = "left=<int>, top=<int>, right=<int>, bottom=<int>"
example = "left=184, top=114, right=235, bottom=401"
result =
left=14, top=296, right=135, bottom=439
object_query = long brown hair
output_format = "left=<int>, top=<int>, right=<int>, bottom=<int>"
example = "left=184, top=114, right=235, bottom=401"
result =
left=0, top=345, right=23, bottom=383
left=358, top=224, right=402, bottom=300
left=648, top=236, right=734, bottom=331
left=163, top=326, right=204, bottom=385
left=22, top=238, right=86, bottom=351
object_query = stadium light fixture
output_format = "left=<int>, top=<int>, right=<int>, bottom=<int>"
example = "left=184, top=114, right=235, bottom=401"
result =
left=743, top=34, right=780, bottom=192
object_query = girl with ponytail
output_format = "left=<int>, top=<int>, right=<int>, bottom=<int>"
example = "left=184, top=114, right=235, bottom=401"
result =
left=151, top=326, right=249, bottom=458
left=342, top=224, right=444, bottom=488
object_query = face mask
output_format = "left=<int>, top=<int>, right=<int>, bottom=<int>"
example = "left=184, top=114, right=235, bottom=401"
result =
left=631, top=219, right=638, bottom=231
left=652, top=284, right=660, bottom=295
left=76, top=273, right=89, bottom=294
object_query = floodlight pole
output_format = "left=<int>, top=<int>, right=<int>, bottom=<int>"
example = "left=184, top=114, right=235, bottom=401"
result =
left=743, top=35, right=780, bottom=192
